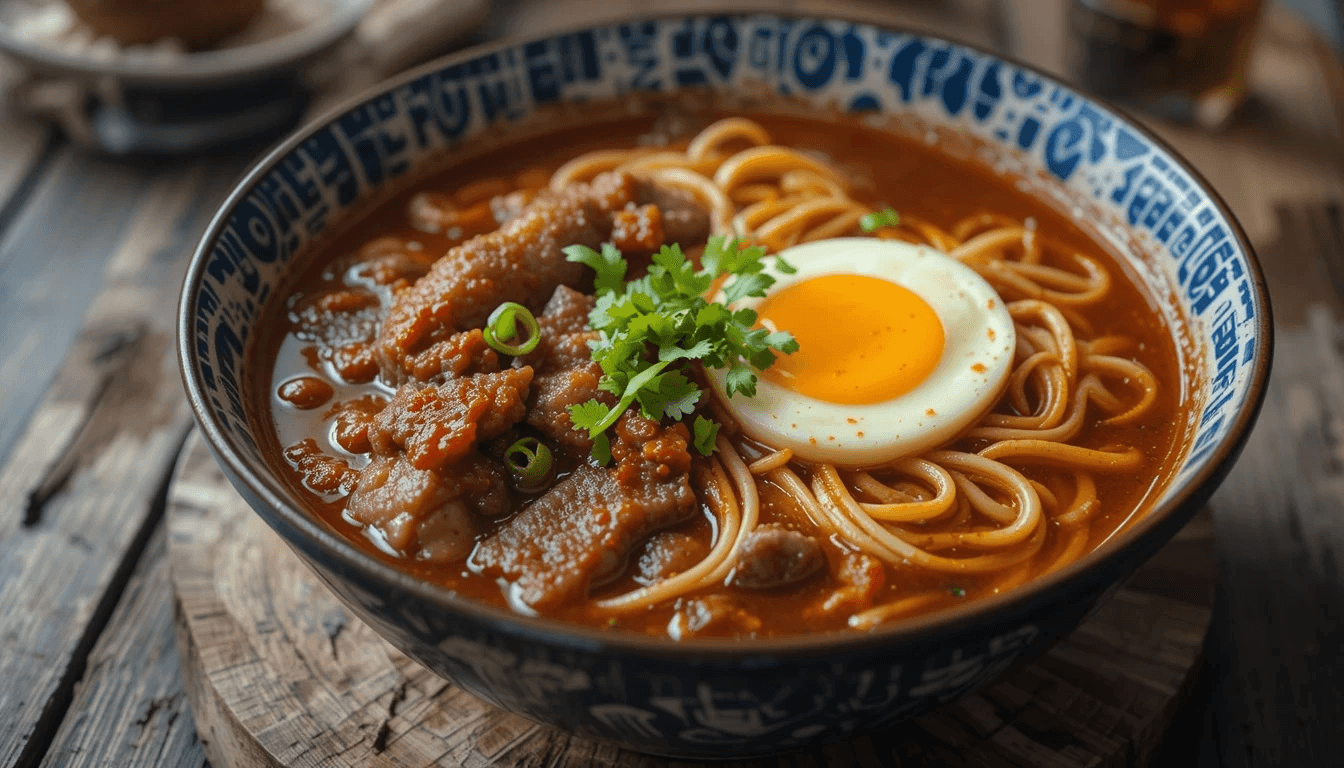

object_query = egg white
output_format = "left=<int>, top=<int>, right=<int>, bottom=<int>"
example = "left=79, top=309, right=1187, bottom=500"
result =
left=707, top=237, right=1016, bottom=466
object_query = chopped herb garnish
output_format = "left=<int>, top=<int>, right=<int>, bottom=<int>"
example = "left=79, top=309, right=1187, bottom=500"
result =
left=949, top=586, right=967, bottom=598
left=860, top=207, right=900, bottom=233
left=562, top=235, right=798, bottom=458
left=693, top=415, right=720, bottom=456
left=591, top=432, right=612, bottom=466
left=483, top=301, right=541, bottom=356
left=503, top=437, right=553, bottom=491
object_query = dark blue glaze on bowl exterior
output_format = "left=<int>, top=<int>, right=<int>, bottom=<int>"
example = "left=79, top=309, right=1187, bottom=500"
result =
left=178, top=11, right=1271, bottom=758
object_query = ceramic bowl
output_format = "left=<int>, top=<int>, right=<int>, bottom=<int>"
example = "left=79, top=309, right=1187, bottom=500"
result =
left=0, top=0, right=374, bottom=152
left=178, top=10, right=1271, bottom=758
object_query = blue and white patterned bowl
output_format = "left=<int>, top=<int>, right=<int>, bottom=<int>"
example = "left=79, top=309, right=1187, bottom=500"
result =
left=178, top=11, right=1271, bottom=758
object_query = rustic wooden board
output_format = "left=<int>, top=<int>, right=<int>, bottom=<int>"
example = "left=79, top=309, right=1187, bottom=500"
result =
left=0, top=155, right=249, bottom=768
left=1138, top=14, right=1344, bottom=766
left=167, top=431, right=1215, bottom=768
left=38, top=525, right=208, bottom=768
left=1195, top=207, right=1344, bottom=767
left=0, top=61, right=56, bottom=224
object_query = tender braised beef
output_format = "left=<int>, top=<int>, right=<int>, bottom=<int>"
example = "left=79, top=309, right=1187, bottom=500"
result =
left=490, top=190, right=534, bottom=226
left=471, top=412, right=697, bottom=609
left=642, top=182, right=711, bottom=247
left=366, top=368, right=532, bottom=471
left=730, top=524, right=825, bottom=590
left=281, top=167, right=713, bottom=577
left=284, top=438, right=360, bottom=496
left=399, top=328, right=503, bottom=387
left=346, top=237, right=439, bottom=295
left=377, top=172, right=633, bottom=383
left=516, top=286, right=611, bottom=453
left=334, top=366, right=531, bottom=562
left=290, top=288, right=382, bottom=384
left=376, top=172, right=711, bottom=384
left=610, top=204, right=664, bottom=253
left=325, top=395, right=388, bottom=455
left=346, top=451, right=509, bottom=562
left=635, top=531, right=710, bottom=586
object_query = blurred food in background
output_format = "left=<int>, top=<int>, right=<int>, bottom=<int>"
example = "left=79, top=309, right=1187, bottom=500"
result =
left=4, top=0, right=334, bottom=61
left=62, top=0, right=267, bottom=48
left=1067, top=0, right=1265, bottom=127
left=0, top=0, right=488, bottom=153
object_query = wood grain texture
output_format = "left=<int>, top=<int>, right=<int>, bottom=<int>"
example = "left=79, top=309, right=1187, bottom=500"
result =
left=1126, top=12, right=1344, bottom=766
left=0, top=148, right=158, bottom=468
left=39, top=525, right=208, bottom=768
left=0, top=156, right=248, bottom=768
left=167, top=431, right=1214, bottom=768
left=0, top=62, right=57, bottom=228
left=1198, top=210, right=1344, bottom=768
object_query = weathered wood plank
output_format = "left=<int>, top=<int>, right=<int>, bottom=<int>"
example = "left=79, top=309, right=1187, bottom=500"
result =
left=1124, top=13, right=1344, bottom=765
left=39, top=525, right=208, bottom=768
left=0, top=62, right=58, bottom=226
left=0, top=154, right=249, bottom=768
left=0, top=148, right=158, bottom=467
left=1199, top=213, right=1344, bottom=768
left=167, top=432, right=1212, bottom=768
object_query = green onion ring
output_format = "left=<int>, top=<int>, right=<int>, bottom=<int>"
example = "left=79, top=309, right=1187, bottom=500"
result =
left=483, top=302, right=541, bottom=356
left=859, top=207, right=900, bottom=233
left=504, top=437, right=553, bottom=491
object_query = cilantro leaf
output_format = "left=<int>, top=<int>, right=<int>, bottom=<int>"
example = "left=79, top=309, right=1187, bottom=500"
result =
left=693, top=416, right=720, bottom=456
left=722, top=272, right=773, bottom=305
left=591, top=432, right=612, bottom=465
left=860, top=207, right=900, bottom=233
left=702, top=236, right=768, bottom=277
left=568, top=400, right=612, bottom=433
left=724, top=363, right=758, bottom=398
left=650, top=372, right=701, bottom=421
left=765, top=330, right=800, bottom=354
left=563, top=243, right=626, bottom=294
left=658, top=339, right=714, bottom=363
left=696, top=303, right=731, bottom=327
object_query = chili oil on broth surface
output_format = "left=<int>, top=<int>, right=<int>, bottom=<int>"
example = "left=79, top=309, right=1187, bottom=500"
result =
left=258, top=112, right=1186, bottom=639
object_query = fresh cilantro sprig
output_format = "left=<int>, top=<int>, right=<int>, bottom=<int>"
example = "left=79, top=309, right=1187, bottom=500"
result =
left=561, top=235, right=798, bottom=458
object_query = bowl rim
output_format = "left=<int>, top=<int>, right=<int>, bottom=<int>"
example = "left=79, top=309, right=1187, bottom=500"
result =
left=178, top=6, right=1273, bottom=659
left=0, top=0, right=374, bottom=86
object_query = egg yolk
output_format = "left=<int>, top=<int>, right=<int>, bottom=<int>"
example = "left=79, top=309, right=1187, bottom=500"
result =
left=757, top=273, right=945, bottom=405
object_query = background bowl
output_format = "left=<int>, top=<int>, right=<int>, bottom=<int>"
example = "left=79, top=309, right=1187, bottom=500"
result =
left=0, top=0, right=374, bottom=152
left=178, top=10, right=1271, bottom=758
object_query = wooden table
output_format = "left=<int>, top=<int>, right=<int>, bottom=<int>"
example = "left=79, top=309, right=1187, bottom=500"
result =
left=1, top=1, right=1341, bottom=766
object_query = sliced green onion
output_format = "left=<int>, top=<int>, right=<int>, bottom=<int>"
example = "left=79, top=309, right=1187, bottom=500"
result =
left=860, top=207, right=900, bottom=233
left=949, top=586, right=967, bottom=598
left=504, top=437, right=553, bottom=491
left=483, top=302, right=541, bottom=356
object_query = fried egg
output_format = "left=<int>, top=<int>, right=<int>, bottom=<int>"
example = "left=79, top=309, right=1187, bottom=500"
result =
left=706, top=237, right=1016, bottom=465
